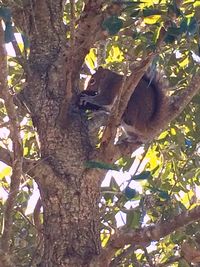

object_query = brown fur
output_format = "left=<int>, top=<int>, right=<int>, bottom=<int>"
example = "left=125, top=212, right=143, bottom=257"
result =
left=79, top=67, right=168, bottom=143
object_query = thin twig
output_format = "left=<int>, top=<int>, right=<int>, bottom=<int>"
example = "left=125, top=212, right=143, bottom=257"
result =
left=0, top=20, right=23, bottom=253
left=143, top=247, right=155, bottom=267
left=109, top=244, right=136, bottom=267
left=99, top=205, right=200, bottom=266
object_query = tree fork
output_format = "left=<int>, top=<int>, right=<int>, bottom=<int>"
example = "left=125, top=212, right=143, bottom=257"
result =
left=24, top=71, right=104, bottom=266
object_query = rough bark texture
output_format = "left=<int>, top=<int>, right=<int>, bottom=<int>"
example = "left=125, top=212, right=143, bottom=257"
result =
left=24, top=40, right=104, bottom=267
left=23, top=51, right=103, bottom=267
left=1, top=1, right=200, bottom=267
left=7, top=1, right=107, bottom=266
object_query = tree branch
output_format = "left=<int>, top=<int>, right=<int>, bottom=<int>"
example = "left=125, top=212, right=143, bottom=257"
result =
left=33, top=197, right=42, bottom=232
left=0, top=146, right=40, bottom=177
left=0, top=19, right=23, bottom=255
left=68, top=1, right=105, bottom=72
left=0, top=147, right=13, bottom=167
left=165, top=73, right=200, bottom=123
left=66, top=1, right=124, bottom=77
left=101, top=68, right=200, bottom=163
left=97, top=55, right=154, bottom=162
left=157, top=256, right=182, bottom=267
left=0, top=18, right=53, bottom=258
left=143, top=247, right=155, bottom=267
left=94, top=29, right=168, bottom=162
left=100, top=205, right=200, bottom=266
left=59, top=1, right=123, bottom=124
left=109, top=244, right=136, bottom=267
left=0, top=147, right=58, bottom=190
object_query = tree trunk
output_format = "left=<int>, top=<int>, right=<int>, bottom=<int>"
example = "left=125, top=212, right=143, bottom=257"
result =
left=38, top=168, right=101, bottom=267
left=21, top=47, right=104, bottom=265
left=35, top=101, right=103, bottom=267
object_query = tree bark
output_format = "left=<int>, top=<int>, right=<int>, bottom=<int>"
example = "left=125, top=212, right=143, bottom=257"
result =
left=2, top=1, right=200, bottom=266
left=20, top=41, right=105, bottom=266
left=3, top=1, right=108, bottom=265
left=23, top=54, right=104, bottom=266
left=38, top=169, right=101, bottom=267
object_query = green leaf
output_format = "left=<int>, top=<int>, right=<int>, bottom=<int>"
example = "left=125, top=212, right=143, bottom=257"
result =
left=102, top=191, right=114, bottom=202
left=130, top=9, right=140, bottom=18
left=4, top=22, right=14, bottom=43
left=124, top=186, right=137, bottom=199
left=102, top=16, right=123, bottom=35
left=143, top=8, right=161, bottom=17
left=180, top=18, right=189, bottom=33
left=121, top=1, right=141, bottom=9
left=0, top=166, right=11, bottom=179
left=151, top=165, right=160, bottom=175
left=188, top=17, right=198, bottom=35
left=110, top=177, right=120, bottom=191
left=0, top=7, right=14, bottom=43
left=158, top=191, right=170, bottom=200
left=0, top=7, right=11, bottom=22
left=126, top=209, right=142, bottom=229
left=21, top=33, right=30, bottom=49
left=149, top=186, right=170, bottom=200
left=178, top=259, right=190, bottom=267
left=146, top=44, right=157, bottom=52
left=122, top=157, right=136, bottom=171
left=167, top=27, right=182, bottom=37
left=131, top=171, right=151, bottom=180
left=168, top=3, right=181, bottom=17
left=85, top=161, right=119, bottom=171
left=170, top=230, right=184, bottom=243
left=164, top=34, right=176, bottom=44
left=117, top=156, right=136, bottom=171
